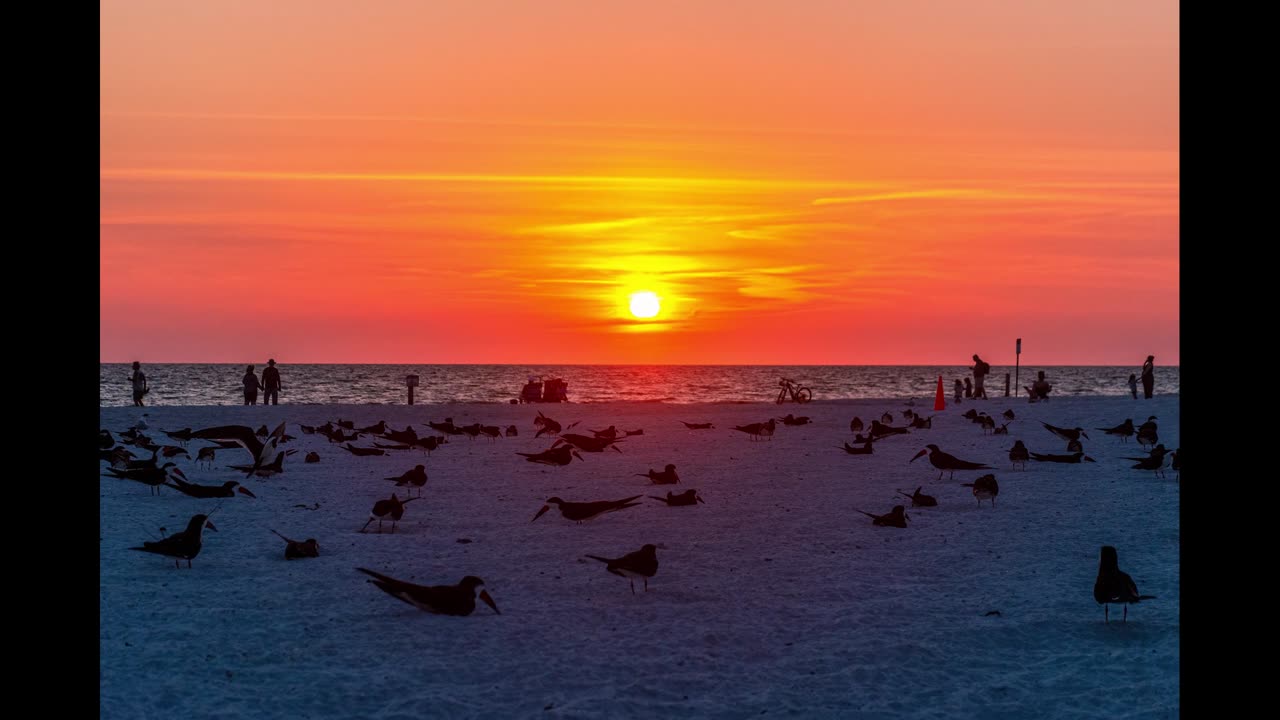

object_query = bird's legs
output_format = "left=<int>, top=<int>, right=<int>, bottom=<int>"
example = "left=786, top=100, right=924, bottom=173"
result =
left=1104, top=604, right=1109, bottom=624
left=629, top=580, right=636, bottom=595
left=1123, top=605, right=1128, bottom=623
left=644, top=578, right=649, bottom=592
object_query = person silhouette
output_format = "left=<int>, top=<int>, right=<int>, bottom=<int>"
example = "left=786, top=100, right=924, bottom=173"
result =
left=128, top=361, right=149, bottom=407
left=242, top=365, right=264, bottom=406
left=971, top=354, right=990, bottom=399
left=263, top=359, right=282, bottom=406
left=964, top=377, right=973, bottom=398
left=1128, top=373, right=1139, bottom=400
left=1141, top=355, right=1155, bottom=399
left=1029, top=370, right=1052, bottom=401
left=954, top=379, right=964, bottom=403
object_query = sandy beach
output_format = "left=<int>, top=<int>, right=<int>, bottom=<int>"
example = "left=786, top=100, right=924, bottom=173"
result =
left=100, top=396, right=1179, bottom=719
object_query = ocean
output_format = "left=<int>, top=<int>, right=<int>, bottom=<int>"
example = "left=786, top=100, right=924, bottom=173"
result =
left=99, top=364, right=1179, bottom=407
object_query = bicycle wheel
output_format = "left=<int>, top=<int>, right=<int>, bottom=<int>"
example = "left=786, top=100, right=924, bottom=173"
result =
left=796, top=387, right=813, bottom=403
left=776, top=388, right=786, bottom=404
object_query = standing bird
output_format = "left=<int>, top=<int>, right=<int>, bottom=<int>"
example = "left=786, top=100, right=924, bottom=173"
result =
left=533, top=412, right=563, bottom=439
left=1097, top=419, right=1136, bottom=443
left=386, top=465, right=428, bottom=497
left=104, top=462, right=187, bottom=495
left=649, top=489, right=705, bottom=506
left=271, top=529, right=319, bottom=559
left=1125, top=445, right=1170, bottom=477
left=961, top=474, right=999, bottom=507
left=130, top=513, right=217, bottom=568
left=979, top=415, right=996, bottom=434
left=1136, top=417, right=1159, bottom=450
left=910, top=445, right=993, bottom=480
left=505, top=425, right=519, bottom=437
left=1008, top=441, right=1030, bottom=470
left=517, top=445, right=583, bottom=466
left=532, top=495, right=642, bottom=523
left=1002, top=409, right=1016, bottom=421
left=733, top=419, right=776, bottom=441
left=897, top=486, right=938, bottom=507
left=356, top=569, right=500, bottom=615
left=360, top=493, right=419, bottom=534
left=1093, top=546, right=1156, bottom=623
left=1040, top=422, right=1089, bottom=442
left=993, top=422, right=1011, bottom=435
left=637, top=464, right=680, bottom=485
left=854, top=505, right=909, bottom=528
left=585, top=544, right=659, bottom=594
left=195, top=446, right=217, bottom=468
left=850, top=417, right=864, bottom=433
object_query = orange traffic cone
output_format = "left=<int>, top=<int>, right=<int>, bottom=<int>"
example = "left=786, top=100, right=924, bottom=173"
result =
left=934, top=375, right=946, bottom=411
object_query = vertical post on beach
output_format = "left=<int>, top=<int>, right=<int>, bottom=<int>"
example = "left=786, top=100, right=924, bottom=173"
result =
left=1014, top=338, right=1021, bottom=397
left=1005, top=373, right=1010, bottom=397
left=406, top=374, right=419, bottom=405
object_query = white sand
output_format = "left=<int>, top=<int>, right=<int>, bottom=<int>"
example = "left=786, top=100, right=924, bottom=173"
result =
left=100, top=396, right=1179, bottom=718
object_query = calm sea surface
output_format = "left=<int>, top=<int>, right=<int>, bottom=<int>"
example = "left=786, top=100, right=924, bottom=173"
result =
left=99, top=365, right=1179, bottom=407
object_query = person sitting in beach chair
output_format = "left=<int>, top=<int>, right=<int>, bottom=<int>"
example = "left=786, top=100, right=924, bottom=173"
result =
left=1026, top=371, right=1052, bottom=402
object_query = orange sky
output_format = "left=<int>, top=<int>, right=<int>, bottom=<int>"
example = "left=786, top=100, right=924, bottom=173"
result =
left=100, top=0, right=1179, bottom=365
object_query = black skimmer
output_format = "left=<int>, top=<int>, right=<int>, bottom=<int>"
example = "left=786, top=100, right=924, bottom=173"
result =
left=733, top=419, right=776, bottom=441
left=840, top=440, right=874, bottom=455
left=505, top=425, right=519, bottom=437
left=585, top=544, right=659, bottom=594
left=1093, top=546, right=1155, bottom=623
left=271, top=529, right=319, bottom=559
left=637, top=464, right=680, bottom=484
left=1125, top=445, right=1170, bottom=476
left=1002, top=409, right=1015, bottom=420
left=1040, top=422, right=1089, bottom=442
left=373, top=441, right=411, bottom=450
left=358, top=420, right=387, bottom=435
left=384, top=426, right=419, bottom=445
left=880, top=412, right=894, bottom=425
left=533, top=412, right=563, bottom=438
left=681, top=421, right=714, bottom=430
left=299, top=424, right=317, bottom=435
left=650, top=489, right=704, bottom=506
left=962, top=409, right=979, bottom=420
left=1066, top=438, right=1084, bottom=453
left=304, top=451, right=320, bottom=463
left=1136, top=417, right=1159, bottom=449
left=623, top=429, right=645, bottom=437
left=961, top=474, right=999, bottom=507
left=102, top=447, right=137, bottom=467
left=130, top=513, right=217, bottom=568
left=191, top=422, right=287, bottom=473
left=361, top=493, right=419, bottom=533
left=386, top=465, right=428, bottom=497
left=1008, top=441, right=1030, bottom=470
left=428, top=419, right=459, bottom=435
left=910, top=445, right=992, bottom=480
left=1029, top=451, right=1095, bottom=463
left=229, top=452, right=288, bottom=478
left=554, top=434, right=623, bottom=453
left=119, top=449, right=160, bottom=471
left=979, top=415, right=996, bottom=434
left=160, top=427, right=195, bottom=444
left=412, top=435, right=447, bottom=455
left=104, top=462, right=187, bottom=495
left=854, top=505, right=909, bottom=528
left=592, top=426, right=619, bottom=440
left=532, top=495, right=642, bottom=523
left=850, top=417, right=864, bottom=433
left=869, top=420, right=909, bottom=438
left=195, top=446, right=217, bottom=468
left=458, top=423, right=483, bottom=441
left=100, top=430, right=115, bottom=449
left=897, top=487, right=937, bottom=507
left=517, top=445, right=583, bottom=466
left=479, top=425, right=502, bottom=440
left=777, top=414, right=812, bottom=426
left=343, top=444, right=386, bottom=457
left=909, top=415, right=933, bottom=430
left=166, top=478, right=257, bottom=499
left=1098, top=419, right=1136, bottom=443
left=356, top=569, right=499, bottom=615
left=336, top=420, right=355, bottom=430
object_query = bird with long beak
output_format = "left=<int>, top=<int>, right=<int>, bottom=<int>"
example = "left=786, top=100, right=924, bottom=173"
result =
left=130, top=512, right=217, bottom=568
left=532, top=495, right=643, bottom=523
left=1029, top=451, right=1096, bottom=463
left=533, top=411, right=563, bottom=438
left=585, top=544, right=659, bottom=594
left=554, top=434, right=623, bottom=453
left=229, top=452, right=291, bottom=478
left=104, top=462, right=187, bottom=495
left=777, top=414, right=812, bottom=426
left=343, top=444, right=386, bottom=457
left=869, top=420, right=910, bottom=438
left=412, top=435, right=447, bottom=455
left=1009, top=441, right=1030, bottom=470
left=1125, top=445, right=1170, bottom=476
left=682, top=421, right=714, bottom=430
left=1097, top=419, right=1136, bottom=442
left=961, top=474, right=999, bottom=507
left=840, top=440, right=874, bottom=455
left=517, top=445, right=584, bottom=466
left=897, top=486, right=938, bottom=507
left=384, top=426, right=419, bottom=445
left=358, top=420, right=388, bottom=435
left=271, top=529, right=319, bottom=559
left=356, top=569, right=500, bottom=616
left=733, top=419, right=776, bottom=441
left=195, top=446, right=217, bottom=468
left=360, top=493, right=418, bottom=534
left=855, top=505, right=909, bottom=528
left=1040, top=422, right=1089, bottom=442
left=1093, top=546, right=1156, bottom=623
left=386, top=465, right=427, bottom=497
left=166, top=478, right=257, bottom=499
left=637, top=464, right=679, bottom=484
left=650, top=489, right=705, bottom=506
left=910, top=445, right=993, bottom=480
left=591, top=425, right=619, bottom=439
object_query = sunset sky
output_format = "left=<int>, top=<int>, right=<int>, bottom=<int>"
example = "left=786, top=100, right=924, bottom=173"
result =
left=101, top=0, right=1178, bottom=365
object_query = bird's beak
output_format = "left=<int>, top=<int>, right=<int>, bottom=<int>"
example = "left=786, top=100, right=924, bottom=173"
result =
left=478, top=589, right=501, bottom=615
left=697, top=496, right=706, bottom=504
left=573, top=451, right=584, bottom=462
left=237, top=486, right=257, bottom=498
left=531, top=505, right=551, bottom=522
left=1082, top=432, right=1090, bottom=439
left=171, top=467, right=189, bottom=481
left=1084, top=456, right=1097, bottom=463
left=910, top=449, right=928, bottom=463
left=205, top=520, right=218, bottom=532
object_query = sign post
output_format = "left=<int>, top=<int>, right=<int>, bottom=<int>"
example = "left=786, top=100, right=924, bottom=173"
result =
left=406, top=374, right=419, bottom=405
left=1014, top=338, right=1022, bottom=397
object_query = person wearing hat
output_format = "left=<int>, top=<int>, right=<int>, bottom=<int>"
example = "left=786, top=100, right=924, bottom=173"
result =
left=263, top=359, right=283, bottom=406
left=1140, top=355, right=1155, bottom=399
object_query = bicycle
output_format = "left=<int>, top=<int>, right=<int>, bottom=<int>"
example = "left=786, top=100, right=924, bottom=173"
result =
left=776, top=378, right=813, bottom=404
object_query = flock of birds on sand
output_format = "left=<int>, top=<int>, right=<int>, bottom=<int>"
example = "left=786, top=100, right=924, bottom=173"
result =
left=102, top=404, right=1175, bottom=622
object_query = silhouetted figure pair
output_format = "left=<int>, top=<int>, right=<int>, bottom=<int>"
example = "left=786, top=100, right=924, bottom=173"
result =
left=1141, top=355, right=1155, bottom=399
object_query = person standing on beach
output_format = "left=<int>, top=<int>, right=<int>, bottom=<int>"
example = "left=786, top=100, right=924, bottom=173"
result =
left=263, top=359, right=282, bottom=405
left=963, top=377, right=973, bottom=398
left=1128, top=373, right=1139, bottom=399
left=971, top=354, right=990, bottom=399
left=243, top=365, right=264, bottom=405
left=128, top=361, right=148, bottom=407
left=954, top=379, right=964, bottom=403
left=1140, top=355, right=1155, bottom=399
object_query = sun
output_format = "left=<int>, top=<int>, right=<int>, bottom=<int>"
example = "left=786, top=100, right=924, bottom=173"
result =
left=629, top=291, right=661, bottom=319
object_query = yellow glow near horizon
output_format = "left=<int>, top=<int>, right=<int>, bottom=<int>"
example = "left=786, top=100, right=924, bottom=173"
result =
left=629, top=291, right=661, bottom=319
